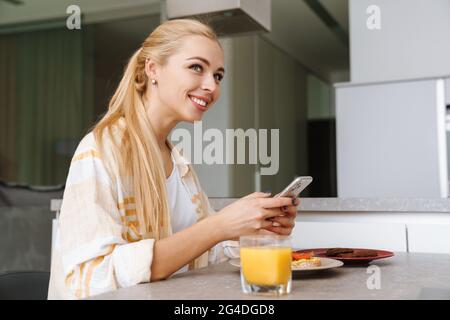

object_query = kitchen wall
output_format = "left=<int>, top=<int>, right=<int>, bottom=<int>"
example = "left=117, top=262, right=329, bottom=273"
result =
left=256, top=36, right=308, bottom=197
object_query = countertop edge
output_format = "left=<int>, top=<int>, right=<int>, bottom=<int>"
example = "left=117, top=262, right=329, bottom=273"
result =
left=208, top=197, right=450, bottom=213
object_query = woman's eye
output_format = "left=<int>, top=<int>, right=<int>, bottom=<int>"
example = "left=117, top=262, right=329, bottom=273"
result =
left=190, top=64, right=203, bottom=72
left=214, top=73, right=224, bottom=82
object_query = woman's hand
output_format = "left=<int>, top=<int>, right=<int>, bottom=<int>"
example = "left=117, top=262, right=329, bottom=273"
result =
left=214, top=192, right=298, bottom=241
left=264, top=197, right=300, bottom=236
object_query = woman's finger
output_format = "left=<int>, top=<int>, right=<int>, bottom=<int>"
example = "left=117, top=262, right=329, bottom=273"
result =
left=281, top=198, right=300, bottom=213
left=264, top=226, right=293, bottom=236
left=257, top=229, right=277, bottom=236
left=259, top=196, right=293, bottom=209
left=261, top=207, right=285, bottom=219
left=270, top=216, right=295, bottom=228
left=242, top=191, right=272, bottom=199
left=260, top=218, right=274, bottom=229
left=283, top=204, right=298, bottom=218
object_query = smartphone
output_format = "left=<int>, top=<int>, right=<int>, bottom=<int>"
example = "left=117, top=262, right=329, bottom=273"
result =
left=274, top=176, right=313, bottom=198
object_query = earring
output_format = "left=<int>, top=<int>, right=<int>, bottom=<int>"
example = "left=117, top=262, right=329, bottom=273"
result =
left=151, top=79, right=157, bottom=85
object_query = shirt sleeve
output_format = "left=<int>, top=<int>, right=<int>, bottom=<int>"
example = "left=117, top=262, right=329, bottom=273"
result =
left=201, top=193, right=240, bottom=265
left=58, top=137, right=155, bottom=299
left=208, top=240, right=240, bottom=265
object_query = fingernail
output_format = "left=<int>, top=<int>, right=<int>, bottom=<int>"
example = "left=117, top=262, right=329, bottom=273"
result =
left=272, top=222, right=281, bottom=227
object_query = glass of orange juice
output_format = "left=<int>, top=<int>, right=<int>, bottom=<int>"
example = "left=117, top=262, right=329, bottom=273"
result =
left=239, top=235, right=292, bottom=296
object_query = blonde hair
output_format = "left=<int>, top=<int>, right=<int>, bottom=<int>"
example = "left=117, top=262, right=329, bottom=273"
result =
left=93, top=19, right=219, bottom=240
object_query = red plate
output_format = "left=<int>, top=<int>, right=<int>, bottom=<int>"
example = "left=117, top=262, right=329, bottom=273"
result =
left=294, top=248, right=395, bottom=265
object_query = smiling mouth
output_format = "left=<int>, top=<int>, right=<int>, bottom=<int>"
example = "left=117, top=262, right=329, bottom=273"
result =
left=188, top=95, right=209, bottom=110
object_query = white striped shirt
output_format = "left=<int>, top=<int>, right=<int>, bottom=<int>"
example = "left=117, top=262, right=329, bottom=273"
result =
left=48, top=119, right=236, bottom=299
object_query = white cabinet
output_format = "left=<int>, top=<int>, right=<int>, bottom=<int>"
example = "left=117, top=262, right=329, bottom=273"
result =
left=350, top=0, right=450, bottom=83
left=335, top=79, right=448, bottom=198
left=407, top=224, right=450, bottom=254
left=292, top=221, right=407, bottom=252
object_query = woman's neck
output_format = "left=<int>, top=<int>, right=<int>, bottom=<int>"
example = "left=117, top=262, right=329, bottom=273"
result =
left=144, top=97, right=178, bottom=150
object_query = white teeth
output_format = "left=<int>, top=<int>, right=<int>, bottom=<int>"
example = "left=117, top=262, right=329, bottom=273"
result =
left=190, top=96, right=207, bottom=107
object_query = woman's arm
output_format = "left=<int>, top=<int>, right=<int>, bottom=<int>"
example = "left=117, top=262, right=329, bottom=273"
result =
left=150, top=214, right=222, bottom=281
left=150, top=192, right=296, bottom=281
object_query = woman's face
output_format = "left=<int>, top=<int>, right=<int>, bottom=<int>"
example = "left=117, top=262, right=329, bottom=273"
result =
left=149, top=35, right=225, bottom=123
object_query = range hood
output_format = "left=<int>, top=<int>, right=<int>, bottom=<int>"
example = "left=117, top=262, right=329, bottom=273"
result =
left=165, top=0, right=271, bottom=36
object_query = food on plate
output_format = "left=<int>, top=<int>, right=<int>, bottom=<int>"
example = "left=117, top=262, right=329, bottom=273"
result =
left=352, top=249, right=378, bottom=257
left=325, top=248, right=378, bottom=258
left=325, top=248, right=354, bottom=256
left=292, top=251, right=313, bottom=260
left=291, top=251, right=321, bottom=268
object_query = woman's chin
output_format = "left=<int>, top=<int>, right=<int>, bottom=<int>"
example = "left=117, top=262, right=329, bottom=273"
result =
left=185, top=113, right=203, bottom=123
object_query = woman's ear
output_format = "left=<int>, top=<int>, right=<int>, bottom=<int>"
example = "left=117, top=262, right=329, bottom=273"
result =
left=144, top=58, right=158, bottom=80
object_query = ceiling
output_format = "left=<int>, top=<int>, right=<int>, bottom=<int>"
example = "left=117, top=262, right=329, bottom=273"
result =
left=0, top=0, right=350, bottom=82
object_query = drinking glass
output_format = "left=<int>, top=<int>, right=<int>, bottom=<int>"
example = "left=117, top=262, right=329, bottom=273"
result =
left=239, top=235, right=292, bottom=296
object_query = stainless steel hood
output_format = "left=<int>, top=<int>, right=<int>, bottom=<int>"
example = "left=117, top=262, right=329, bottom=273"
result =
left=165, top=0, right=271, bottom=36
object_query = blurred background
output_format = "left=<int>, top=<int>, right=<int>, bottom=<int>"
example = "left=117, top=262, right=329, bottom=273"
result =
left=0, top=0, right=347, bottom=199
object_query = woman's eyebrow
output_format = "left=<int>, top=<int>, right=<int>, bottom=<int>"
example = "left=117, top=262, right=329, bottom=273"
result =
left=187, top=56, right=225, bottom=73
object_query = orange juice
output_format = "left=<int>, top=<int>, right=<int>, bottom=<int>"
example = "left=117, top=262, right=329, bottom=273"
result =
left=240, top=247, right=292, bottom=286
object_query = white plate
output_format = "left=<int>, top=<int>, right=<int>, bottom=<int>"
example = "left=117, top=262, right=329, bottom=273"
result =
left=229, top=257, right=343, bottom=273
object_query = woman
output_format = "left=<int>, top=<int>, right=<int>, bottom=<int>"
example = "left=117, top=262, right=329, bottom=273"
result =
left=48, top=19, right=299, bottom=299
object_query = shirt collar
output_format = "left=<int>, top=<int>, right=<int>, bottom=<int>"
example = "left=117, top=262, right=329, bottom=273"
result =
left=166, top=139, right=191, bottom=179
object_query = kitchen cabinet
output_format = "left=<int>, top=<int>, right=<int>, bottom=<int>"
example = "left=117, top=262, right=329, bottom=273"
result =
left=291, top=221, right=407, bottom=252
left=407, top=224, right=450, bottom=254
left=350, top=0, right=450, bottom=83
left=335, top=78, right=448, bottom=198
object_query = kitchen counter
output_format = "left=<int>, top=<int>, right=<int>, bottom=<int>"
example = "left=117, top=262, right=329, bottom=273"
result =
left=88, top=252, right=450, bottom=300
left=209, top=197, right=450, bottom=213
left=50, top=197, right=450, bottom=214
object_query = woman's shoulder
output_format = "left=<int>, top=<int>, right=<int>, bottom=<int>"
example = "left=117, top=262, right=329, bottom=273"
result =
left=74, top=121, right=125, bottom=157
left=68, top=130, right=122, bottom=187
left=68, top=132, right=99, bottom=164
left=75, top=132, right=97, bottom=152
left=69, top=129, right=123, bottom=184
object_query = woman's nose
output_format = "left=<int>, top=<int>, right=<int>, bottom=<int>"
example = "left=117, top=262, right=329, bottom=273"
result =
left=201, top=74, right=218, bottom=92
